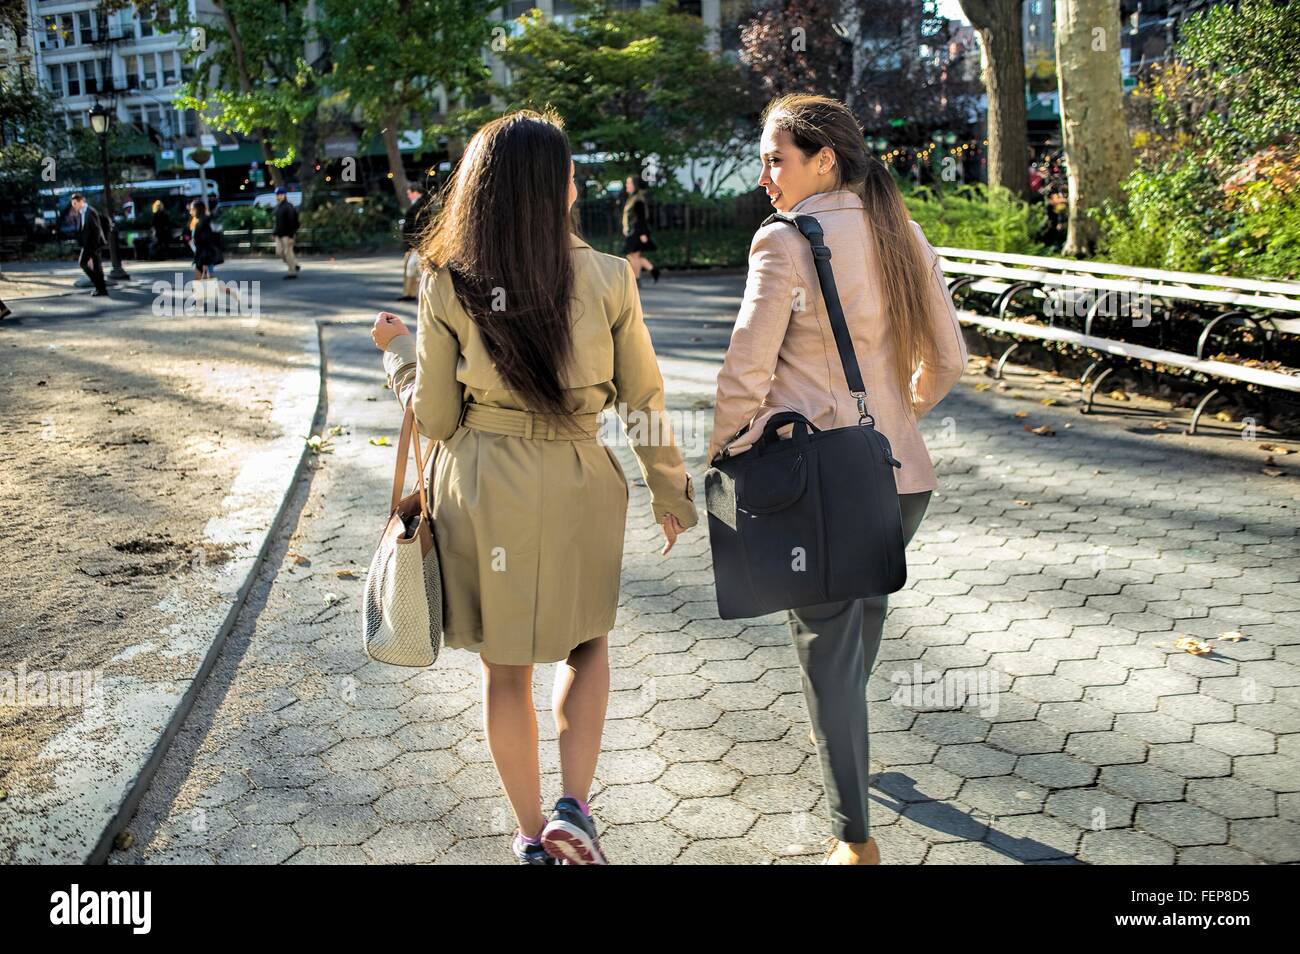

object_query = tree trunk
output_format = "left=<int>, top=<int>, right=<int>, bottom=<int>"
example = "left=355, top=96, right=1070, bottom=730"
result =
left=961, top=0, right=1029, bottom=199
left=1056, top=0, right=1133, bottom=256
left=841, top=0, right=866, bottom=113
left=297, top=112, right=320, bottom=197
left=382, top=115, right=412, bottom=207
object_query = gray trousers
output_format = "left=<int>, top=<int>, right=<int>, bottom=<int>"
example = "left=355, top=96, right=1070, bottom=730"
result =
left=786, top=491, right=932, bottom=844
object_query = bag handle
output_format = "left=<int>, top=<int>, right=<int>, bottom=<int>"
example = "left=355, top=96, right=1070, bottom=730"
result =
left=390, top=403, right=435, bottom=517
left=756, top=410, right=818, bottom=452
left=761, top=211, right=873, bottom=425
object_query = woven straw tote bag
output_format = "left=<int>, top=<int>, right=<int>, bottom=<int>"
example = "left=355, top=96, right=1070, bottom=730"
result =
left=361, top=404, right=444, bottom=666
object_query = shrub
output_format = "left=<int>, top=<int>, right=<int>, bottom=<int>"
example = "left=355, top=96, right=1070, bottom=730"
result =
left=300, top=199, right=397, bottom=251
left=902, top=184, right=1049, bottom=254
left=218, top=205, right=274, bottom=230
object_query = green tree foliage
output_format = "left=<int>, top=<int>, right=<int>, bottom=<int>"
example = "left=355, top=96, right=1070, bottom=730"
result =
left=139, top=0, right=321, bottom=177
left=0, top=77, right=62, bottom=204
left=461, top=0, right=758, bottom=188
left=320, top=0, right=496, bottom=201
left=1098, top=0, right=1300, bottom=277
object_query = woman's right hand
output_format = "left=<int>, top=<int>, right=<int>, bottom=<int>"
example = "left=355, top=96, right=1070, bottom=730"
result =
left=371, top=312, right=411, bottom=350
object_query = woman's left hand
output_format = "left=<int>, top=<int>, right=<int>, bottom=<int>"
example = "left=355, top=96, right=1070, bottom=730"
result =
left=371, top=312, right=411, bottom=350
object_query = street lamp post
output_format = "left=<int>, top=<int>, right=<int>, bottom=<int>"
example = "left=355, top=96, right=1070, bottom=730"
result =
left=88, top=104, right=130, bottom=281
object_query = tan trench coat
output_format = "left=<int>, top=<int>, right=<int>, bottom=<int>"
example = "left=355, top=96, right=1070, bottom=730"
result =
left=381, top=234, right=698, bottom=664
left=708, top=189, right=968, bottom=493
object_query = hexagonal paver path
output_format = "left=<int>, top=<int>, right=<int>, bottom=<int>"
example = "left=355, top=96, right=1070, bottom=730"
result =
left=110, top=322, right=1300, bottom=865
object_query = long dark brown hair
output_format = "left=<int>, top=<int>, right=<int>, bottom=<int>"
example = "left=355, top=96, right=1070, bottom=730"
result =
left=418, top=109, right=577, bottom=416
left=622, top=174, right=648, bottom=232
left=762, top=94, right=938, bottom=413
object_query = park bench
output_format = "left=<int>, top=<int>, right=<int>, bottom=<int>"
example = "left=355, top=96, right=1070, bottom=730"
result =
left=219, top=227, right=322, bottom=254
left=938, top=250, right=1300, bottom=433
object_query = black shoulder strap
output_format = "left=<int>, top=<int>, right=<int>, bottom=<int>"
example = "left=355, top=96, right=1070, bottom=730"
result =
left=761, top=211, right=871, bottom=422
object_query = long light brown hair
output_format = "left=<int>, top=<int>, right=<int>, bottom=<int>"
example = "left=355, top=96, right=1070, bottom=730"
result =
left=417, top=109, right=577, bottom=416
left=762, top=94, right=938, bottom=413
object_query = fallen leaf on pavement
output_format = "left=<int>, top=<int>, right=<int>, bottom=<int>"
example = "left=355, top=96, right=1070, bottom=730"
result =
left=1025, top=423, right=1056, bottom=437
left=369, top=436, right=391, bottom=447
left=1168, top=635, right=1213, bottom=655
left=335, top=568, right=358, bottom=579
left=1014, top=499, right=1032, bottom=507
left=1014, top=410, right=1029, bottom=419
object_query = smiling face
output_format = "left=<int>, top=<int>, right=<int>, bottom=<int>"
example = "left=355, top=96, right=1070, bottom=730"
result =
left=758, top=121, right=837, bottom=212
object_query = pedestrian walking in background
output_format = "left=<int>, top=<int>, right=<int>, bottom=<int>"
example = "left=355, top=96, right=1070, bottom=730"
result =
left=370, top=109, right=696, bottom=865
left=398, top=183, right=433, bottom=301
left=150, top=200, right=172, bottom=260
left=189, top=201, right=222, bottom=282
left=273, top=186, right=301, bottom=279
left=709, top=93, right=967, bottom=865
left=621, top=175, right=659, bottom=283
left=69, top=193, right=109, bottom=297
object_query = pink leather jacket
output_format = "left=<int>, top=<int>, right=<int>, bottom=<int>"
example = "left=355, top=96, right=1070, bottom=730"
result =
left=708, top=188, right=968, bottom=494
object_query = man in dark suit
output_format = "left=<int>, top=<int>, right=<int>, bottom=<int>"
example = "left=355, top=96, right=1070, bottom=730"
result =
left=70, top=193, right=109, bottom=296
left=398, top=183, right=433, bottom=300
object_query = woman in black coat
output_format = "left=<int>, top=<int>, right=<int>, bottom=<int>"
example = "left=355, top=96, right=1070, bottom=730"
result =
left=189, top=201, right=222, bottom=280
left=621, top=175, right=659, bottom=283
left=150, top=200, right=171, bottom=260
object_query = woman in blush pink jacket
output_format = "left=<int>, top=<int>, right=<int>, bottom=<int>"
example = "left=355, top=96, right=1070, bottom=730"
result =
left=709, top=94, right=968, bottom=865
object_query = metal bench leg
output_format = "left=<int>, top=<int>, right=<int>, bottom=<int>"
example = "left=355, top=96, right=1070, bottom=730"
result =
left=1081, top=366, right=1114, bottom=415
left=1188, top=387, right=1220, bottom=436
left=994, top=342, right=1021, bottom=380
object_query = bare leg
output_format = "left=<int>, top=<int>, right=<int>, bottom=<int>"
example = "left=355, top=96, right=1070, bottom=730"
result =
left=625, top=251, right=647, bottom=276
left=481, top=659, right=546, bottom=838
left=551, top=634, right=609, bottom=803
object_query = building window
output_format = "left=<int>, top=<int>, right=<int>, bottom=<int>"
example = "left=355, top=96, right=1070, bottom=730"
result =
left=142, top=54, right=157, bottom=89
left=66, top=63, right=81, bottom=96
left=122, top=54, right=139, bottom=90
left=139, top=15, right=154, bottom=39
left=77, top=10, right=94, bottom=45
left=162, top=52, right=178, bottom=86
left=47, top=65, right=63, bottom=96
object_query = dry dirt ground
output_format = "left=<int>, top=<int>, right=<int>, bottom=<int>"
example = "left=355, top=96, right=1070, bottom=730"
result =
left=0, top=311, right=309, bottom=799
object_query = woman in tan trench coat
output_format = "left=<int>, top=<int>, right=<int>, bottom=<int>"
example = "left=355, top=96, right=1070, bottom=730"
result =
left=370, top=109, right=697, bottom=865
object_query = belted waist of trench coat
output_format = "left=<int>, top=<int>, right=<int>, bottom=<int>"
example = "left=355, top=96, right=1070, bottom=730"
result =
left=459, top=403, right=603, bottom=441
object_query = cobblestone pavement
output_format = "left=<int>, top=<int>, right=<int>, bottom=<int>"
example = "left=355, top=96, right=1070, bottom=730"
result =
left=111, top=316, right=1300, bottom=865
